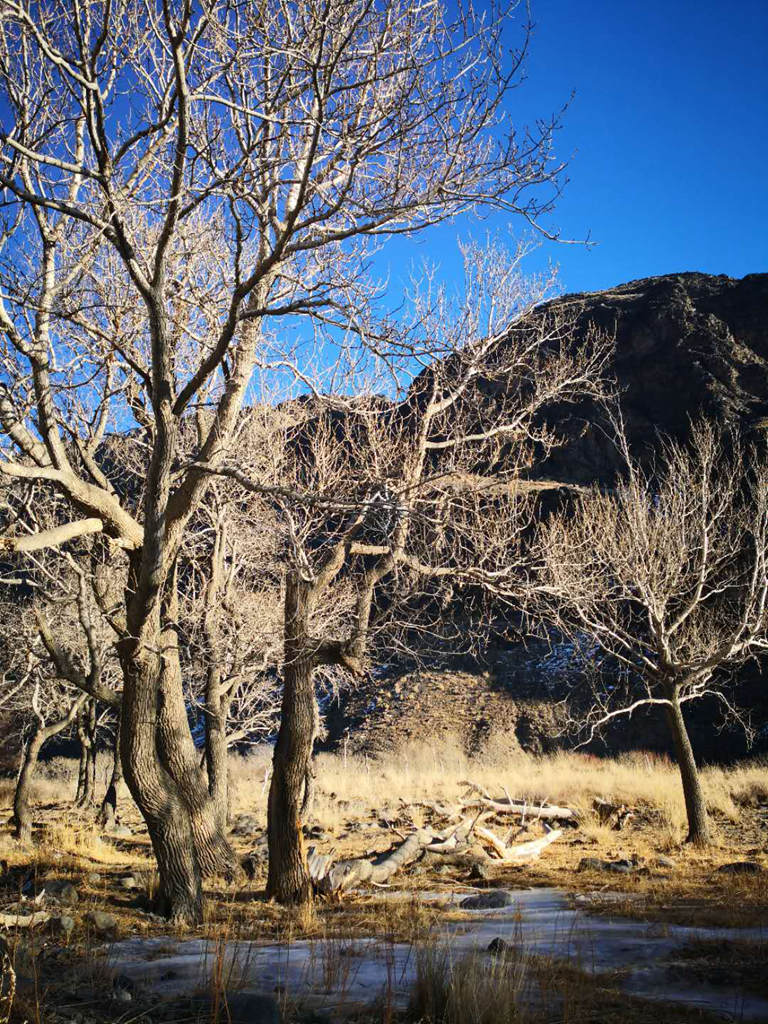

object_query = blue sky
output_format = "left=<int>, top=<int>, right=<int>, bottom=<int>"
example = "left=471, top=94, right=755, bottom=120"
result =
left=384, top=0, right=768, bottom=299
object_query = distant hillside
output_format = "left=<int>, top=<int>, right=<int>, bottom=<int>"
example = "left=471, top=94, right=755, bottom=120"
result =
left=536, top=271, right=768, bottom=484
left=328, top=271, right=768, bottom=762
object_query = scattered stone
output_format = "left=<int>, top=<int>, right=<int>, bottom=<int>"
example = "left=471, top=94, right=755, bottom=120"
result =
left=231, top=814, right=261, bottom=837
left=54, top=882, right=79, bottom=905
left=111, top=975, right=134, bottom=1003
left=469, top=862, right=492, bottom=881
left=460, top=889, right=514, bottom=910
left=119, top=875, right=139, bottom=891
left=85, top=910, right=117, bottom=935
left=487, top=937, right=513, bottom=955
left=654, top=855, right=676, bottom=869
left=54, top=915, right=75, bottom=936
left=716, top=861, right=764, bottom=875
left=86, top=872, right=101, bottom=886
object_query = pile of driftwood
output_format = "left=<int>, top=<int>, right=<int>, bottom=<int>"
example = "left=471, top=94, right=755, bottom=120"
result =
left=308, top=781, right=575, bottom=896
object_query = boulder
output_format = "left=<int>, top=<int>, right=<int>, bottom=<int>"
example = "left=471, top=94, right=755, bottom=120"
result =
left=460, top=890, right=514, bottom=910
left=716, top=861, right=764, bottom=875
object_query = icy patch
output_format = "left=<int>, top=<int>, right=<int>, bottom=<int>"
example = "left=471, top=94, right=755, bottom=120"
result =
left=106, top=888, right=768, bottom=1020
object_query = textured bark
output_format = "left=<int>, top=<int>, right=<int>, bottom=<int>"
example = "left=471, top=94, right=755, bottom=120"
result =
left=13, top=695, right=87, bottom=841
left=13, top=730, right=44, bottom=843
left=118, top=633, right=204, bottom=925
left=204, top=665, right=230, bottom=833
left=155, top=631, right=239, bottom=879
left=666, top=688, right=711, bottom=847
left=267, top=573, right=315, bottom=905
left=97, top=721, right=122, bottom=829
left=75, top=701, right=97, bottom=806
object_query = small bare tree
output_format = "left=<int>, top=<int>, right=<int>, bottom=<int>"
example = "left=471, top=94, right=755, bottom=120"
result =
left=211, top=242, right=608, bottom=903
left=532, top=420, right=768, bottom=847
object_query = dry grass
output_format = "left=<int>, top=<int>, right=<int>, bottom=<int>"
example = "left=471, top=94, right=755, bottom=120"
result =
left=410, top=943, right=528, bottom=1024
left=227, top=735, right=768, bottom=840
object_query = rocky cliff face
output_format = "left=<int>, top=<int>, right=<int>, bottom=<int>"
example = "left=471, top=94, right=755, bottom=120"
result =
left=327, top=271, right=768, bottom=761
left=537, top=271, right=768, bottom=484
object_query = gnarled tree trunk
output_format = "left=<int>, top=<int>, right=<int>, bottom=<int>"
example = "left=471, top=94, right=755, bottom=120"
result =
left=119, top=630, right=204, bottom=925
left=13, top=729, right=45, bottom=843
left=13, top=694, right=87, bottom=842
left=665, top=686, right=710, bottom=847
left=75, top=700, right=97, bottom=807
left=155, top=630, right=240, bottom=879
left=267, top=573, right=315, bottom=905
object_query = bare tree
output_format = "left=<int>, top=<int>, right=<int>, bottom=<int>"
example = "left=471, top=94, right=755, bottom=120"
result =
left=532, top=420, right=768, bottom=847
left=0, top=0, right=571, bottom=921
left=211, top=242, right=608, bottom=903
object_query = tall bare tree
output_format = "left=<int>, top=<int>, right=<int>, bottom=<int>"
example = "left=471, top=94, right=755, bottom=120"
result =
left=532, top=420, right=768, bottom=847
left=0, top=0, right=567, bottom=922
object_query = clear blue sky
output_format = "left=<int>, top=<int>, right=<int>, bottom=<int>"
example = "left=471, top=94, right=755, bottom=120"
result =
left=386, top=0, right=768, bottom=299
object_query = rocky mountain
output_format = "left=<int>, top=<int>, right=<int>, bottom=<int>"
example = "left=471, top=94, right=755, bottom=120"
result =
left=326, top=271, right=768, bottom=761
left=537, top=271, right=768, bottom=484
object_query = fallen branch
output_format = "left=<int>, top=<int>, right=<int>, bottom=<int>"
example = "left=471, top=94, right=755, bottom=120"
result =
left=473, top=824, right=562, bottom=862
left=460, top=793, right=576, bottom=822
left=312, top=829, right=435, bottom=893
left=0, top=910, right=51, bottom=929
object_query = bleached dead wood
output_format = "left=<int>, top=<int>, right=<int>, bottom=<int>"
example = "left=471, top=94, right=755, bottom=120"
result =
left=312, top=829, right=435, bottom=893
left=460, top=785, right=576, bottom=822
left=0, top=910, right=51, bottom=929
left=309, top=807, right=563, bottom=893
left=472, top=824, right=563, bottom=862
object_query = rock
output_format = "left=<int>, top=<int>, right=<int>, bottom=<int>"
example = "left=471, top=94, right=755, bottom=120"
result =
left=119, top=875, right=139, bottom=890
left=577, top=857, right=606, bottom=872
left=654, top=855, right=676, bottom=868
left=54, top=882, right=79, bottom=905
left=86, top=872, right=101, bottom=885
left=54, top=915, right=75, bottom=936
left=460, top=889, right=514, bottom=910
left=231, top=814, right=261, bottom=837
left=487, top=937, right=513, bottom=955
left=716, top=861, right=764, bottom=875
left=110, top=825, right=132, bottom=838
left=85, top=910, right=117, bottom=935
left=469, top=863, right=492, bottom=881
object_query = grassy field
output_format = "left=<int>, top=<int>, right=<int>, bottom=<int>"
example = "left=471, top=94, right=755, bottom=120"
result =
left=0, top=740, right=767, bottom=1022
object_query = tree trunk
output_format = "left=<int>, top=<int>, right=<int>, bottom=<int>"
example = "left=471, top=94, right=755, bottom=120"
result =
left=13, top=695, right=87, bottom=842
left=665, top=687, right=711, bottom=847
left=267, top=573, right=316, bottom=905
left=13, top=729, right=44, bottom=843
left=118, top=635, right=204, bottom=925
left=155, top=630, right=240, bottom=879
left=204, top=667, right=230, bottom=833
left=97, top=720, right=122, bottom=830
left=76, top=701, right=97, bottom=807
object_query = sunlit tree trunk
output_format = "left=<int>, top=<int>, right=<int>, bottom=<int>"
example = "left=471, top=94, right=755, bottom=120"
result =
left=267, top=573, right=315, bottom=905
left=665, top=684, right=711, bottom=847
